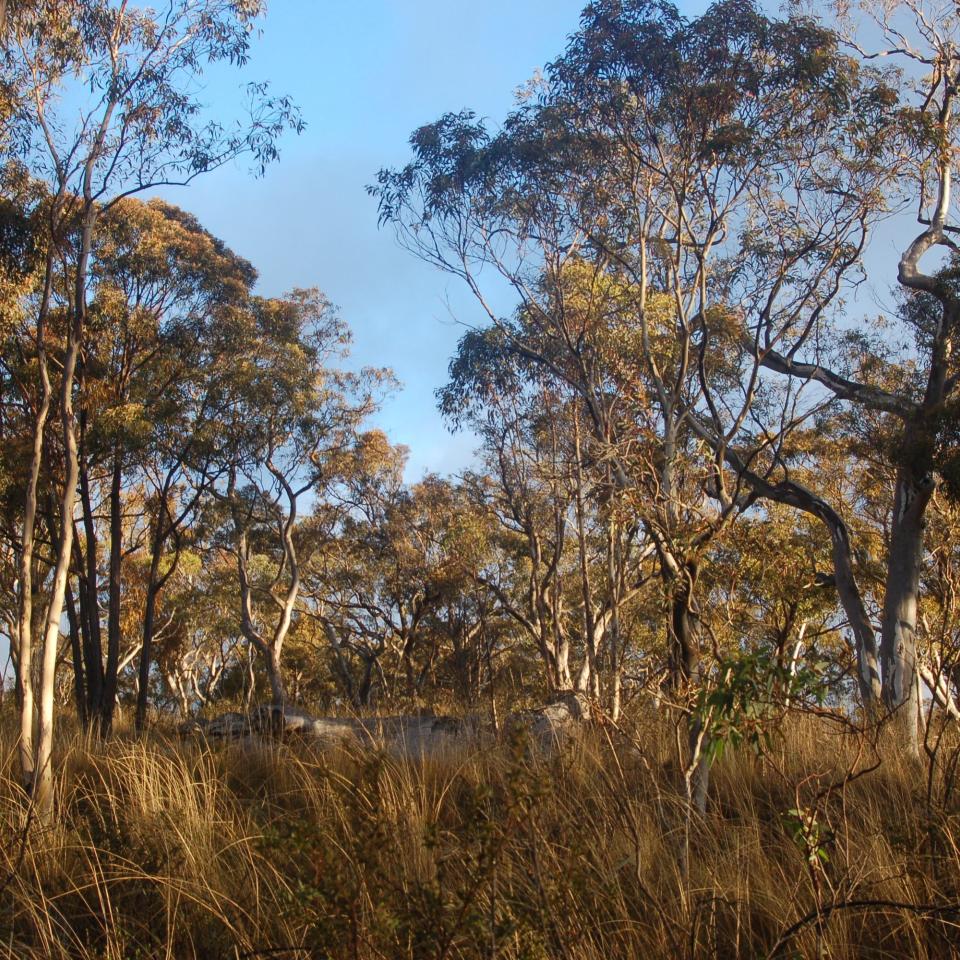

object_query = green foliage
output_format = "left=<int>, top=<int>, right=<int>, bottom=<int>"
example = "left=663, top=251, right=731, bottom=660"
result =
left=782, top=806, right=834, bottom=868
left=694, top=648, right=827, bottom=763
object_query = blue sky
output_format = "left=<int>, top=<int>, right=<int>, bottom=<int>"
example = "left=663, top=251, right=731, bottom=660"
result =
left=162, top=0, right=715, bottom=480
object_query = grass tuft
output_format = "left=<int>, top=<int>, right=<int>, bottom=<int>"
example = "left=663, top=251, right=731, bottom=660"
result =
left=1, top=711, right=958, bottom=958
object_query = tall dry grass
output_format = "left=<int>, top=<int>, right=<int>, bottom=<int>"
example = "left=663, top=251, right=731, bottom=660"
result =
left=0, top=709, right=958, bottom=959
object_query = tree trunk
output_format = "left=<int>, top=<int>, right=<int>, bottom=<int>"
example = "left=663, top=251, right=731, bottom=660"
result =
left=662, top=559, right=709, bottom=813
left=33, top=326, right=81, bottom=817
left=100, top=453, right=123, bottom=735
left=78, top=450, right=104, bottom=719
left=136, top=556, right=162, bottom=733
left=607, top=519, right=623, bottom=721
left=667, top=564, right=699, bottom=689
left=15, top=257, right=54, bottom=793
left=880, top=468, right=934, bottom=756
left=573, top=417, right=599, bottom=698
left=15, top=401, right=45, bottom=793
left=266, top=645, right=285, bottom=710
left=73, top=560, right=99, bottom=719
left=554, top=639, right=572, bottom=690
left=400, top=626, right=417, bottom=698
left=244, top=645, right=256, bottom=712
left=64, top=581, right=87, bottom=727
left=358, top=658, right=374, bottom=706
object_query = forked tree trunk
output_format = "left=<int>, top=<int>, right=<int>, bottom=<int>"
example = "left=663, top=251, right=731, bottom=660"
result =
left=234, top=463, right=301, bottom=716
left=33, top=188, right=99, bottom=814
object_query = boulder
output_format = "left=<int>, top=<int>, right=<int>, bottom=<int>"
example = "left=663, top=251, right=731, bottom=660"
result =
left=366, top=714, right=470, bottom=756
left=250, top=706, right=474, bottom=755
left=176, top=716, right=208, bottom=737
left=252, top=705, right=363, bottom=744
left=187, top=706, right=484, bottom=756
left=507, top=691, right=594, bottom=746
left=203, top=711, right=251, bottom=740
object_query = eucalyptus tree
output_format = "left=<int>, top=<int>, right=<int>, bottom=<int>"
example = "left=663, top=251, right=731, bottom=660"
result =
left=374, top=0, right=917, bottom=744
left=441, top=337, right=657, bottom=706
left=303, top=431, right=416, bottom=707
left=366, top=473, right=478, bottom=700
left=688, top=0, right=960, bottom=751
left=3, top=0, right=299, bottom=810
left=216, top=290, right=382, bottom=713
left=80, top=197, right=259, bottom=732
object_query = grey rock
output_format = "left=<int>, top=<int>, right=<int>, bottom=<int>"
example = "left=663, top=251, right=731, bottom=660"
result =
left=203, top=711, right=251, bottom=739
left=507, top=691, right=594, bottom=746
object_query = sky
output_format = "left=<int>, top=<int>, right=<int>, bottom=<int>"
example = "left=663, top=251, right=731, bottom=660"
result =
left=157, top=0, right=714, bottom=481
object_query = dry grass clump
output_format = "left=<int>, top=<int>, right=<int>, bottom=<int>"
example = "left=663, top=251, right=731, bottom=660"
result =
left=0, top=711, right=958, bottom=959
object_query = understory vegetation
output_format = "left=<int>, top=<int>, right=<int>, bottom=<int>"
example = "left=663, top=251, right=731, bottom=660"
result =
left=1, top=709, right=958, bottom=959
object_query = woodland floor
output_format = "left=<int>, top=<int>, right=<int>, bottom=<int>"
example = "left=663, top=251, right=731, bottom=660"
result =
left=1, top=706, right=959, bottom=959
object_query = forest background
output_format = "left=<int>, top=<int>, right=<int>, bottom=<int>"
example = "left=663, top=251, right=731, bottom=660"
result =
left=2, top=0, right=960, bottom=957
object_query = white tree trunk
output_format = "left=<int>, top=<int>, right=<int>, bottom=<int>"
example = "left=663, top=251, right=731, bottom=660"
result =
left=33, top=333, right=80, bottom=816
